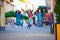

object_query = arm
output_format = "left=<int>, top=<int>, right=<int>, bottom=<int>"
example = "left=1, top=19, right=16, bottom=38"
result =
left=14, top=12, right=16, bottom=17
left=32, top=4, right=34, bottom=12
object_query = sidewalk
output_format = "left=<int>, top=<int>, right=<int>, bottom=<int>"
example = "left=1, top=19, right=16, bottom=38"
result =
left=0, top=32, right=54, bottom=40
left=0, top=23, right=54, bottom=40
left=5, top=23, right=50, bottom=33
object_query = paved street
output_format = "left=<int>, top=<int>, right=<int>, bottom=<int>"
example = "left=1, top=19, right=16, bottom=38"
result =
left=0, top=32, right=54, bottom=40
left=5, top=23, right=50, bottom=33
left=0, top=23, right=54, bottom=40
left=0, top=0, right=56, bottom=40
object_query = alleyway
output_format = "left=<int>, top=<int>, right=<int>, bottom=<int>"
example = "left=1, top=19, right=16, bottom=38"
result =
left=0, top=23, right=54, bottom=40
left=5, top=23, right=50, bottom=33
left=0, top=0, right=55, bottom=40
left=0, top=32, right=54, bottom=40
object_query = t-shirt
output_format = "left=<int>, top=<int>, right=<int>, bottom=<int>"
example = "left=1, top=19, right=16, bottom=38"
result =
left=37, top=12, right=43, bottom=21
left=29, top=12, right=33, bottom=19
left=45, top=13, right=52, bottom=22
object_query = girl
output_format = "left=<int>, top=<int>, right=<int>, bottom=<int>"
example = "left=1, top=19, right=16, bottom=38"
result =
left=15, top=10, right=21, bottom=26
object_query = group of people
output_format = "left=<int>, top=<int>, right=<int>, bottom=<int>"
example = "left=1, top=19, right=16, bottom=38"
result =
left=33, top=9, right=43, bottom=27
left=14, top=8, right=53, bottom=29
left=14, top=9, right=33, bottom=29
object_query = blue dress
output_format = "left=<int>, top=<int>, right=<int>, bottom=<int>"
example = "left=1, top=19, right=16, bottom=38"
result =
left=37, top=12, right=43, bottom=27
left=15, top=13, right=21, bottom=26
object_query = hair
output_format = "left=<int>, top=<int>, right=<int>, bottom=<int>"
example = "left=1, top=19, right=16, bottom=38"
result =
left=41, top=9, right=43, bottom=13
left=30, top=10, right=32, bottom=14
left=36, top=9, right=39, bottom=13
left=15, top=10, right=21, bottom=14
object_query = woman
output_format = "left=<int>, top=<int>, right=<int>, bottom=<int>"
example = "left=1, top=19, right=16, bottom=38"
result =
left=34, top=10, right=39, bottom=25
left=27, top=9, right=33, bottom=29
left=15, top=10, right=21, bottom=26
left=37, top=9, right=43, bottom=27
left=45, top=10, right=52, bottom=25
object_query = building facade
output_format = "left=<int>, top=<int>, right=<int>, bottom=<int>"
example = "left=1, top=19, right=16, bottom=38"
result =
left=4, top=0, right=14, bottom=13
left=47, top=0, right=56, bottom=12
left=0, top=0, right=5, bottom=31
left=0, top=0, right=14, bottom=31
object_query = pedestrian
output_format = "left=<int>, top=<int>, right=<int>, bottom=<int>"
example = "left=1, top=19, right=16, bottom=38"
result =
left=27, top=9, right=33, bottom=29
left=14, top=10, right=21, bottom=26
left=45, top=10, right=52, bottom=25
left=20, top=9, right=25, bottom=27
left=37, top=9, right=43, bottom=27
left=34, top=10, right=38, bottom=25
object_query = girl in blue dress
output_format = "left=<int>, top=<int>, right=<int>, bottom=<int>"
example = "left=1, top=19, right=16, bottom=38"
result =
left=37, top=9, right=43, bottom=27
left=15, top=10, right=21, bottom=26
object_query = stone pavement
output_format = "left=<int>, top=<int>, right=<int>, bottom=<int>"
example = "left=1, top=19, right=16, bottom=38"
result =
left=0, top=32, right=54, bottom=40
left=0, top=23, right=54, bottom=40
left=5, top=23, right=50, bottom=33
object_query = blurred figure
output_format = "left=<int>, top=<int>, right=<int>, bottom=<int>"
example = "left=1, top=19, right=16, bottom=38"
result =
left=42, top=9, right=46, bottom=26
left=33, top=12, right=36, bottom=25
left=37, top=9, right=43, bottom=27
left=33, top=10, right=39, bottom=25
left=20, top=19, right=23, bottom=27
left=27, top=9, right=33, bottom=29
left=45, top=10, right=52, bottom=25
left=15, top=10, right=21, bottom=26
left=20, top=9, right=25, bottom=27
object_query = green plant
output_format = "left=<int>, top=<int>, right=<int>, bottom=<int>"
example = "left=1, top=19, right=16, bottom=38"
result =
left=5, top=11, right=15, bottom=18
left=54, top=0, right=60, bottom=23
left=23, top=16, right=29, bottom=20
left=5, top=11, right=29, bottom=20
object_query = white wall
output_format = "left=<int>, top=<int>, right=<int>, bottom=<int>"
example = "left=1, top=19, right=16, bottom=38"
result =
left=4, top=1, right=14, bottom=13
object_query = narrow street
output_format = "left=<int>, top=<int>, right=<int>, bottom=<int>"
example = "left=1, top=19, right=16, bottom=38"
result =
left=0, top=32, right=54, bottom=40
left=5, top=23, right=50, bottom=33
left=0, top=0, right=55, bottom=40
left=0, top=23, right=54, bottom=40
